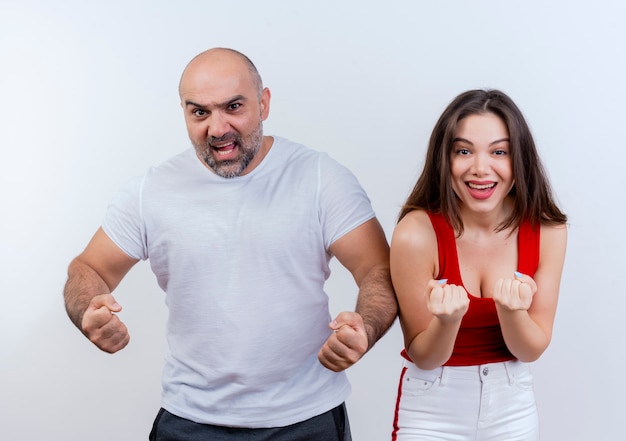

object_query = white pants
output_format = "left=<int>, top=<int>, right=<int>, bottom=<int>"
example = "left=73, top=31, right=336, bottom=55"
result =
left=391, top=360, right=539, bottom=441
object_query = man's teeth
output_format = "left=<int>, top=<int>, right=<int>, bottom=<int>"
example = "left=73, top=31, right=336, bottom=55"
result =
left=468, top=182, right=495, bottom=190
left=214, top=143, right=235, bottom=155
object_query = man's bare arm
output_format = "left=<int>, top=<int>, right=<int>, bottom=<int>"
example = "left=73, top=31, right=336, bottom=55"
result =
left=64, top=227, right=138, bottom=352
left=318, top=218, right=397, bottom=371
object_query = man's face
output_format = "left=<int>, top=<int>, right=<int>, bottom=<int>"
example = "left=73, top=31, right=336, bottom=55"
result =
left=189, top=106, right=264, bottom=179
left=179, top=52, right=270, bottom=178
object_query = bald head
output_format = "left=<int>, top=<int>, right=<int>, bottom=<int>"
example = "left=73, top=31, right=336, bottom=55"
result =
left=179, top=48, right=263, bottom=99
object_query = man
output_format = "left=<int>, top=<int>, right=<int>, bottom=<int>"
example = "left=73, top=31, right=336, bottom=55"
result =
left=64, top=48, right=397, bottom=440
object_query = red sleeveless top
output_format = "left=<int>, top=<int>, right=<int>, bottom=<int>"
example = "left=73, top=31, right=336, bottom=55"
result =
left=402, top=212, right=540, bottom=366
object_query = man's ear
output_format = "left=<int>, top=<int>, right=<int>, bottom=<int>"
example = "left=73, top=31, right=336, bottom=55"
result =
left=260, top=87, right=271, bottom=121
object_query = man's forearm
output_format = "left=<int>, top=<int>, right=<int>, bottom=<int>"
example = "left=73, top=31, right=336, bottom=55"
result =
left=64, top=259, right=111, bottom=331
left=355, top=264, right=398, bottom=350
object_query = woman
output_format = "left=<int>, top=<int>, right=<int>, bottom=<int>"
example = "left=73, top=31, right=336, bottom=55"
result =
left=390, top=89, right=567, bottom=440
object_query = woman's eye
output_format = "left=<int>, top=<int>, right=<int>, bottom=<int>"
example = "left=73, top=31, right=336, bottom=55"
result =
left=456, top=148, right=470, bottom=155
left=494, top=149, right=508, bottom=156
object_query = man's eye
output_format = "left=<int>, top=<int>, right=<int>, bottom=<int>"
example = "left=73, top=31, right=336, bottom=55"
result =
left=193, top=109, right=206, bottom=117
left=228, top=103, right=241, bottom=111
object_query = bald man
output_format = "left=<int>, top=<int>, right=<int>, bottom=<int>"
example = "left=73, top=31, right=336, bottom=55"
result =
left=64, top=48, right=397, bottom=441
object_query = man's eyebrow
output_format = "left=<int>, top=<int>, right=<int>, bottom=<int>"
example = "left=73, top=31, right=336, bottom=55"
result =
left=184, top=95, right=247, bottom=109
left=184, top=99, right=205, bottom=108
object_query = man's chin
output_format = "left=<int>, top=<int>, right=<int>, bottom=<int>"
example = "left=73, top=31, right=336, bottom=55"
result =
left=212, top=161, right=246, bottom=179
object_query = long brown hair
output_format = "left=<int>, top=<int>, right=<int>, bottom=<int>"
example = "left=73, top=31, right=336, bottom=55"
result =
left=399, top=89, right=567, bottom=235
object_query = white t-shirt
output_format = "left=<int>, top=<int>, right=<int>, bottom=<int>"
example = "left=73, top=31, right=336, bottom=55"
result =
left=102, top=136, right=375, bottom=427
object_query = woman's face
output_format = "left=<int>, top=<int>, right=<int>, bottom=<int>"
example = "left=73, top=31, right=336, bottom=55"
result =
left=449, top=112, right=514, bottom=216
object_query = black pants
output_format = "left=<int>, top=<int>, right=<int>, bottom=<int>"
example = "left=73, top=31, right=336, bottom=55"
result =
left=149, top=404, right=352, bottom=441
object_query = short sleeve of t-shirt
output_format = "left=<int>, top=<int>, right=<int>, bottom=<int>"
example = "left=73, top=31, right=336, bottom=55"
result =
left=101, top=175, right=147, bottom=260
left=317, top=152, right=375, bottom=250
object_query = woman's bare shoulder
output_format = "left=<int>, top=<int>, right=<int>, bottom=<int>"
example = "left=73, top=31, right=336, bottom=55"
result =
left=392, top=210, right=438, bottom=252
left=540, top=222, right=568, bottom=244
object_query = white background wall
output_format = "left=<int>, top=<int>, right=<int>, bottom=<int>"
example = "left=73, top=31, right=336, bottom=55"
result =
left=1, top=1, right=624, bottom=439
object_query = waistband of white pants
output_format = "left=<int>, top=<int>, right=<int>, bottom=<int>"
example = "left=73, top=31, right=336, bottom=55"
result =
left=403, top=359, right=531, bottom=384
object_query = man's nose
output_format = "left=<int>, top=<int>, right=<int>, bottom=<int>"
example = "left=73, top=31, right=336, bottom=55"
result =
left=207, top=112, right=230, bottom=138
